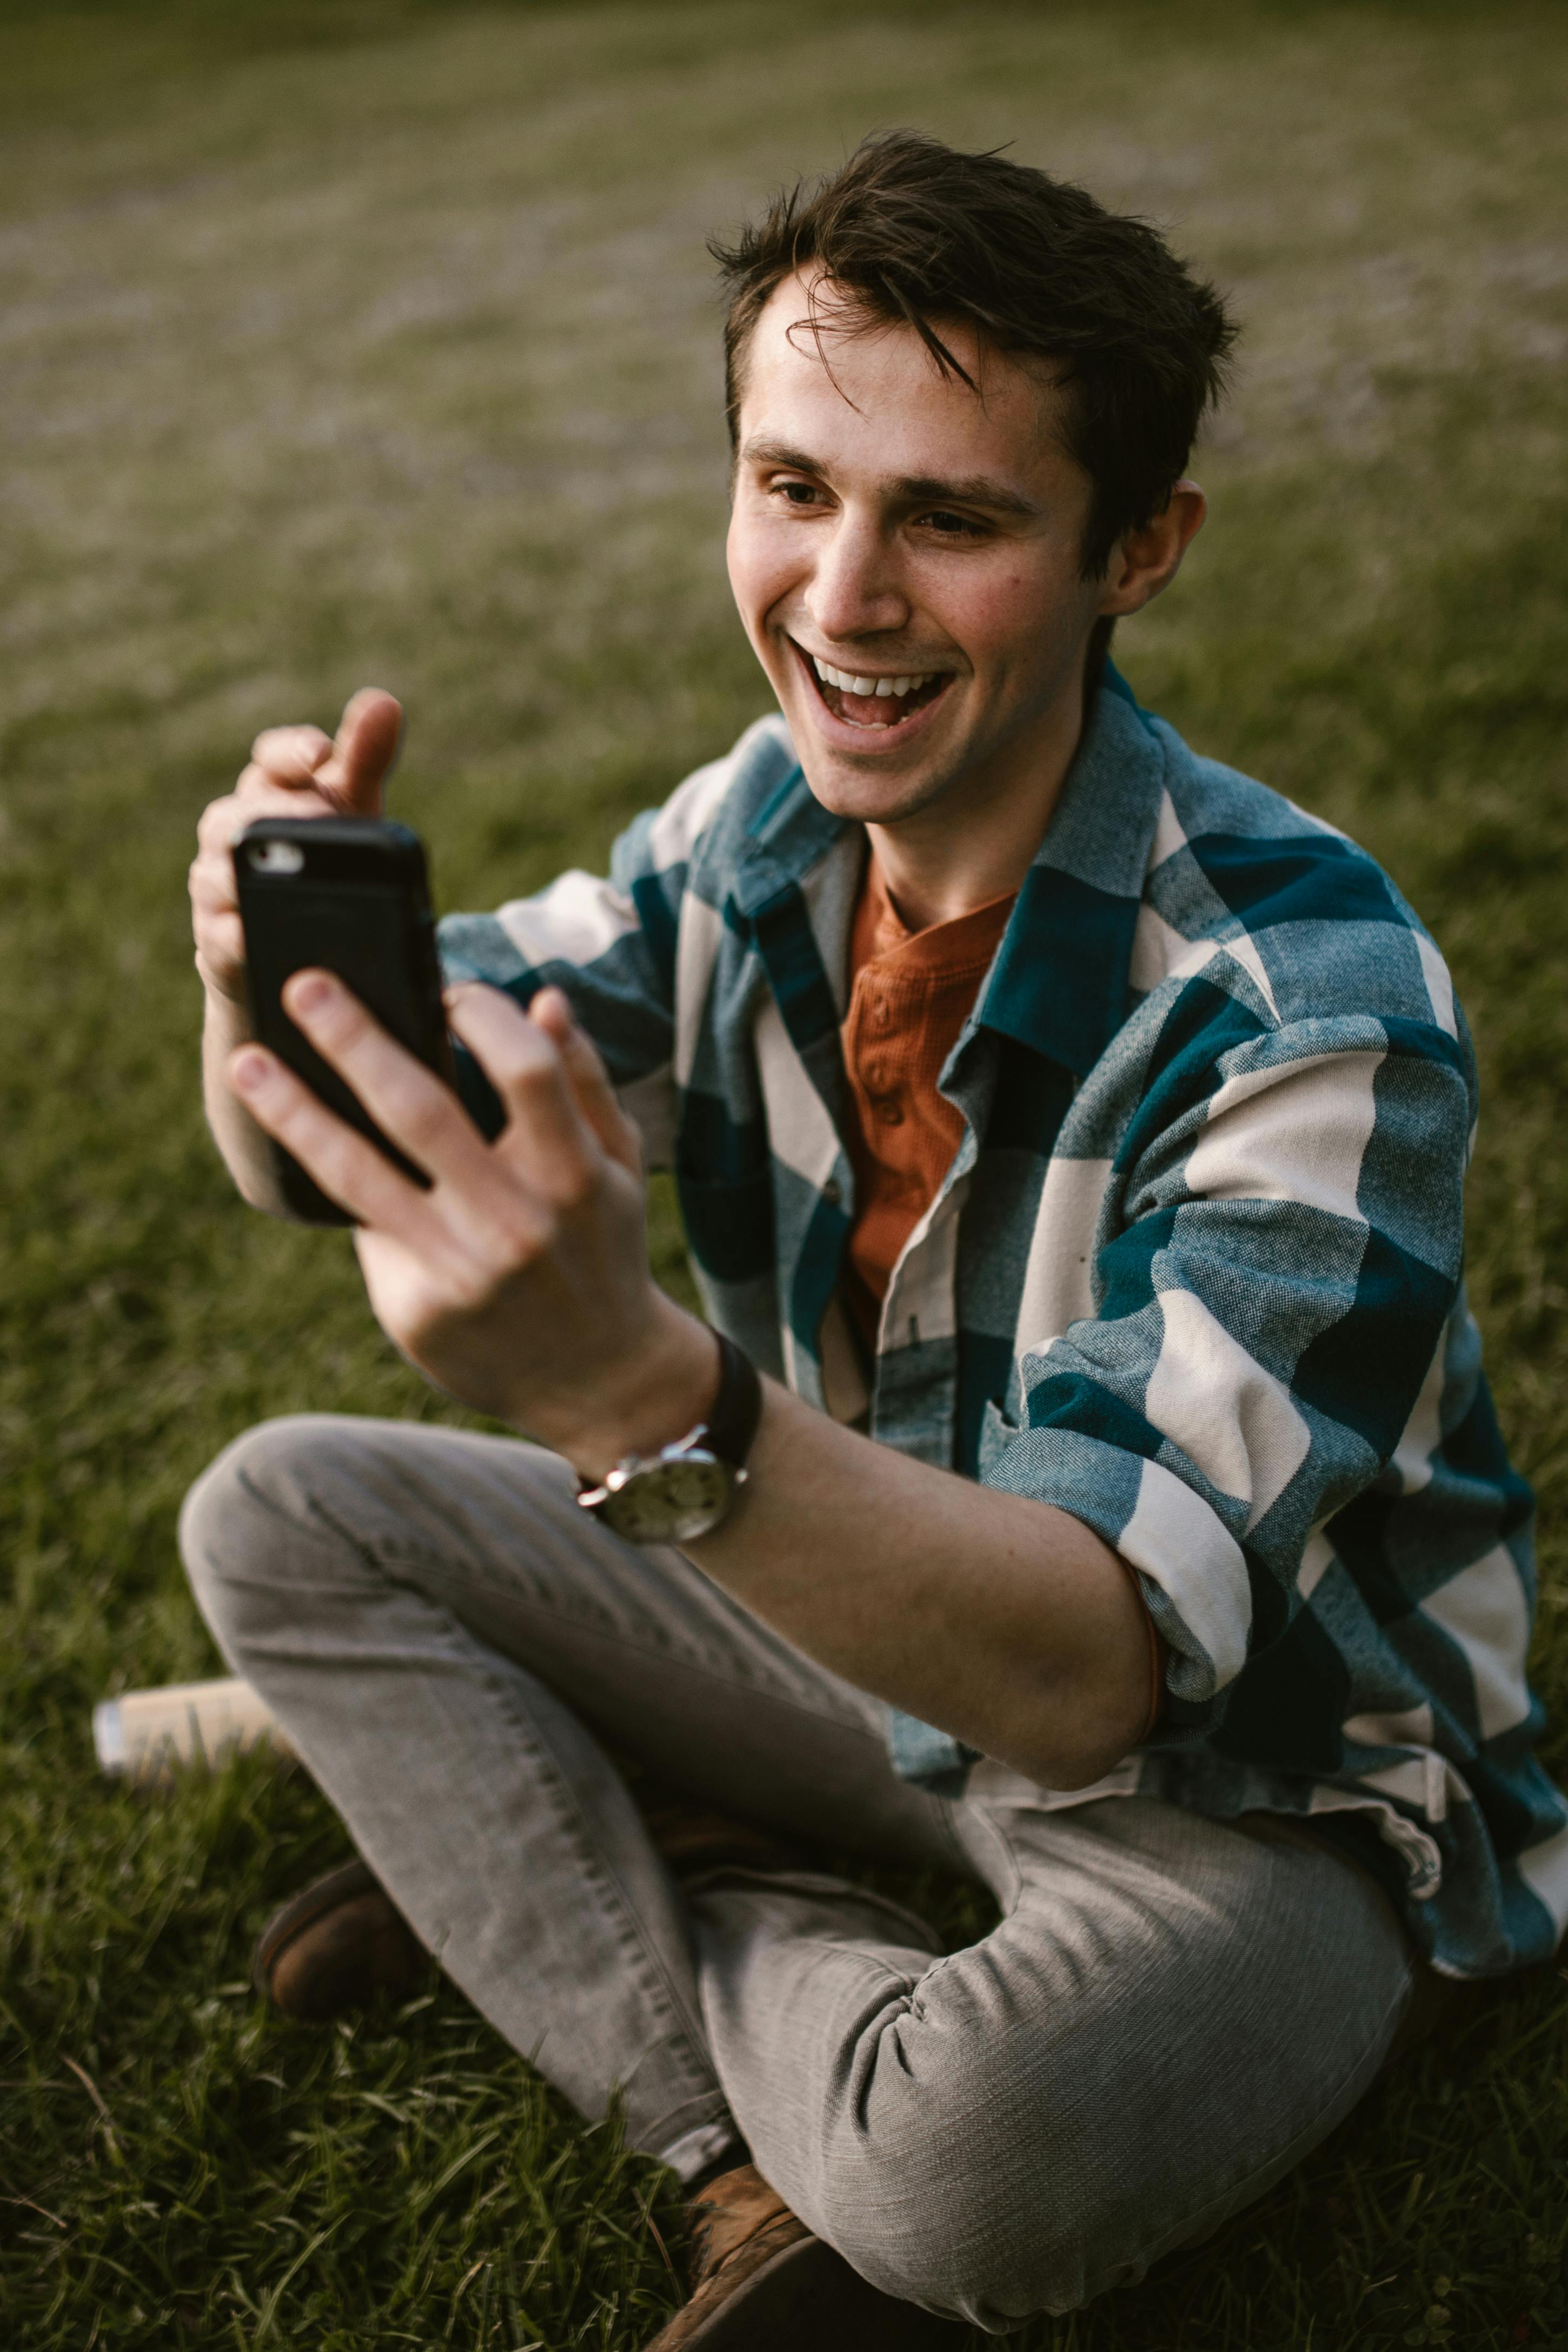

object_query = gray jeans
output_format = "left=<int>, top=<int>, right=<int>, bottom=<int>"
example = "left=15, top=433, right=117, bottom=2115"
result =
left=181, top=1414, right=1419, bottom=2330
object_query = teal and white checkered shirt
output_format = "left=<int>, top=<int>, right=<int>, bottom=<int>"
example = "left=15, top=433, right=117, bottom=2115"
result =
left=441, top=666, right=1567, bottom=1979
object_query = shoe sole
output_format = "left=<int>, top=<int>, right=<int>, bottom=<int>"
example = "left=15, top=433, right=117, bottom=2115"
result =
left=669, top=2229, right=960, bottom=2349
left=253, top=1858, right=384, bottom=1994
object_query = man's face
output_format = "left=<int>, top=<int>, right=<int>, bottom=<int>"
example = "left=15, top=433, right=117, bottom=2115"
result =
left=726, top=273, right=1110, bottom=832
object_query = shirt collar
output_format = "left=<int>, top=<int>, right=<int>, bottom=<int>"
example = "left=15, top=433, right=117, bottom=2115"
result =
left=977, top=665, right=1166, bottom=1075
left=733, top=662, right=1167, bottom=1074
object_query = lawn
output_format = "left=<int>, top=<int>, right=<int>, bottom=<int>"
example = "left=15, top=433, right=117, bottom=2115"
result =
left=3, top=0, right=1567, bottom=2343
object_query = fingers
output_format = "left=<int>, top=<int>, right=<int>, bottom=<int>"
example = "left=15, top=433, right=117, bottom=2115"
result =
left=257, top=973, right=628, bottom=1268
left=527, top=987, right=642, bottom=1174
left=245, top=688, right=401, bottom=817
left=315, top=688, right=403, bottom=815
left=228, top=1041, right=446, bottom=1239
left=193, top=910, right=246, bottom=996
left=193, top=714, right=388, bottom=906
left=191, top=776, right=336, bottom=998
left=192, top=692, right=401, bottom=1000
left=191, top=794, right=264, bottom=996
left=195, top=769, right=343, bottom=881
left=442, top=985, right=603, bottom=1204
left=189, top=841, right=237, bottom=913
left=189, top=851, right=245, bottom=965
left=196, top=774, right=324, bottom=862
left=278, top=971, right=501, bottom=1195
left=248, top=722, right=334, bottom=786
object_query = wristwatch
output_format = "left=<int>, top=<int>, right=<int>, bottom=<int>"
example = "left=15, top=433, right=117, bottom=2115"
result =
left=576, top=1333, right=763, bottom=1546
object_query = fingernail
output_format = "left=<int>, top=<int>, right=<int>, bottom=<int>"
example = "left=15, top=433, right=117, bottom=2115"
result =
left=289, top=971, right=333, bottom=1015
left=231, top=1048, right=270, bottom=1093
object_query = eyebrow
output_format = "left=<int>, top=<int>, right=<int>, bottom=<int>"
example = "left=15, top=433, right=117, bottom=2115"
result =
left=738, top=439, right=1040, bottom=520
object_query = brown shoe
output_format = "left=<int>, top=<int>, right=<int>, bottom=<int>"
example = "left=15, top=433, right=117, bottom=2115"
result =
left=254, top=1859, right=426, bottom=2021
left=252, top=1797, right=794, bottom=2025
left=642, top=2164, right=959, bottom=2350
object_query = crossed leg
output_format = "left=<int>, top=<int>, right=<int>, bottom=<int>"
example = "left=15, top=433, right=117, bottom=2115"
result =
left=182, top=1413, right=1417, bottom=2327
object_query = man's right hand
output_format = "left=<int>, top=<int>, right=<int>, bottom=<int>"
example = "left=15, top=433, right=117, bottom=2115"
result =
left=189, top=687, right=404, bottom=1004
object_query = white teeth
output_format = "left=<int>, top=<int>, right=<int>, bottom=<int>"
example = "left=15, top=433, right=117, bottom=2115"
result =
left=811, top=654, right=936, bottom=702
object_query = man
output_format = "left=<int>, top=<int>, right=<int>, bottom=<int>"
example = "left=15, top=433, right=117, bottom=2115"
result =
left=183, top=133, right=1568, bottom=2344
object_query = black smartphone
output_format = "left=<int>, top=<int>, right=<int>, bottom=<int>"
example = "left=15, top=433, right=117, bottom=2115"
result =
left=234, top=815, right=454, bottom=1226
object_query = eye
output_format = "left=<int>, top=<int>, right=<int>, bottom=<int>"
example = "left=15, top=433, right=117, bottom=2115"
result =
left=918, top=508, right=985, bottom=539
left=774, top=478, right=825, bottom=508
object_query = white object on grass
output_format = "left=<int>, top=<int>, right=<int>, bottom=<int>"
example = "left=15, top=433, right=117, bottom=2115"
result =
left=92, top=1675, right=296, bottom=1786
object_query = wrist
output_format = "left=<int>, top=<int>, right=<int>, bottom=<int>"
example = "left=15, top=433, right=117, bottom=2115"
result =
left=534, top=1295, right=721, bottom=1484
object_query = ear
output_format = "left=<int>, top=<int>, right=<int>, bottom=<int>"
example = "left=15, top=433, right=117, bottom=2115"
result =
left=1098, top=481, right=1207, bottom=619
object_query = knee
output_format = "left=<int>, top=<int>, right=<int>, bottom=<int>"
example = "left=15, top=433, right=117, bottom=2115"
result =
left=180, top=1413, right=357, bottom=1644
left=808, top=2079, right=1101, bottom=2326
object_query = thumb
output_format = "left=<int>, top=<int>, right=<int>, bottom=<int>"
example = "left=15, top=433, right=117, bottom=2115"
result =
left=317, top=687, right=403, bottom=814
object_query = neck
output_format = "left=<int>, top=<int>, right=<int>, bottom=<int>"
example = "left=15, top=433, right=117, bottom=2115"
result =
left=866, top=654, right=1094, bottom=933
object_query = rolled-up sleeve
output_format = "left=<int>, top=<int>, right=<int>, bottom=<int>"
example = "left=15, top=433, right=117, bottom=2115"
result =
left=981, top=1011, right=1472, bottom=1736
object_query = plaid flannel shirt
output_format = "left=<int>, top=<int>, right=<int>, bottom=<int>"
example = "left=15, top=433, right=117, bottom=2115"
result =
left=440, top=666, right=1568, bottom=1978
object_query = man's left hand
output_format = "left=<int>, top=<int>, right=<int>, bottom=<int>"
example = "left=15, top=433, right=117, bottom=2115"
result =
left=228, top=976, right=717, bottom=1477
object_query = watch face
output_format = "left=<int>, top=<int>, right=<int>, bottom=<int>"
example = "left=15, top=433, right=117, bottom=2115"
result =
left=600, top=1451, right=733, bottom=1546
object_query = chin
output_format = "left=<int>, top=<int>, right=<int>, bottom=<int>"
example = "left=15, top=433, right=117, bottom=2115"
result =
left=792, top=741, right=950, bottom=828
left=770, top=661, right=968, bottom=824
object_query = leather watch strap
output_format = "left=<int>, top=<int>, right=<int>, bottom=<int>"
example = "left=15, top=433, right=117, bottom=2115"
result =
left=702, top=1332, right=763, bottom=1471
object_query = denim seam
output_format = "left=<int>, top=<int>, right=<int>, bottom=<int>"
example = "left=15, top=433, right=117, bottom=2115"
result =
left=343, top=1527, right=886, bottom=1743
left=235, top=1475, right=729, bottom=2136
left=236, top=1456, right=883, bottom=1740
left=231, top=1462, right=873, bottom=1739
left=409, top=1598, right=723, bottom=2103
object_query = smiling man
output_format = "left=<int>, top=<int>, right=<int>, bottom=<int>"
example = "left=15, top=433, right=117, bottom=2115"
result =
left=182, top=134, right=1567, bottom=2346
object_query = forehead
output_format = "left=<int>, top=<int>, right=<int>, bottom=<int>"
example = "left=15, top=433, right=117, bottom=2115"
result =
left=737, top=270, right=1067, bottom=483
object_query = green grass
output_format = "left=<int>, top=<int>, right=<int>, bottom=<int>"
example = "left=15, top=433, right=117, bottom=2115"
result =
left=3, top=0, right=1568, bottom=2342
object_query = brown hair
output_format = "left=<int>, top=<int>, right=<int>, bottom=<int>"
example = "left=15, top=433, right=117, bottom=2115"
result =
left=710, top=130, right=1237, bottom=577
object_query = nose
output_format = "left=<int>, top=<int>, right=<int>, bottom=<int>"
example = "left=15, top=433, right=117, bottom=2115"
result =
left=803, top=505, right=911, bottom=646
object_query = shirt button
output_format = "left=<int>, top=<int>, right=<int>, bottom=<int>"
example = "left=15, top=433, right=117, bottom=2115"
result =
left=873, top=1000, right=893, bottom=1032
left=875, top=1097, right=905, bottom=1126
left=822, top=1179, right=842, bottom=1206
left=862, top=1058, right=888, bottom=1090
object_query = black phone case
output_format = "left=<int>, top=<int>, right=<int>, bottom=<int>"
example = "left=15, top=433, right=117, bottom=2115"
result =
left=234, top=816, right=453, bottom=1226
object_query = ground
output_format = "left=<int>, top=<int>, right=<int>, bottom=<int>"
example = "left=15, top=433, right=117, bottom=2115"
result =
left=3, top=1, right=1567, bottom=2344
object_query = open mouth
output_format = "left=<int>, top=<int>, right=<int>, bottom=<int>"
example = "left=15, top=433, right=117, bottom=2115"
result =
left=793, top=640, right=953, bottom=732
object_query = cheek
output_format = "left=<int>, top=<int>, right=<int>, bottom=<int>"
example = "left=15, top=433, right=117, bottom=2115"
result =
left=726, top=516, right=815, bottom=694
left=949, top=557, right=1094, bottom=677
left=932, top=572, right=1033, bottom=668
left=726, top=506, right=790, bottom=631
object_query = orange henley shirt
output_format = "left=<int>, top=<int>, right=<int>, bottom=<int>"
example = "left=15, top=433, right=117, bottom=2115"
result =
left=838, top=851, right=1163, bottom=1740
left=840, top=853, right=1014, bottom=1353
